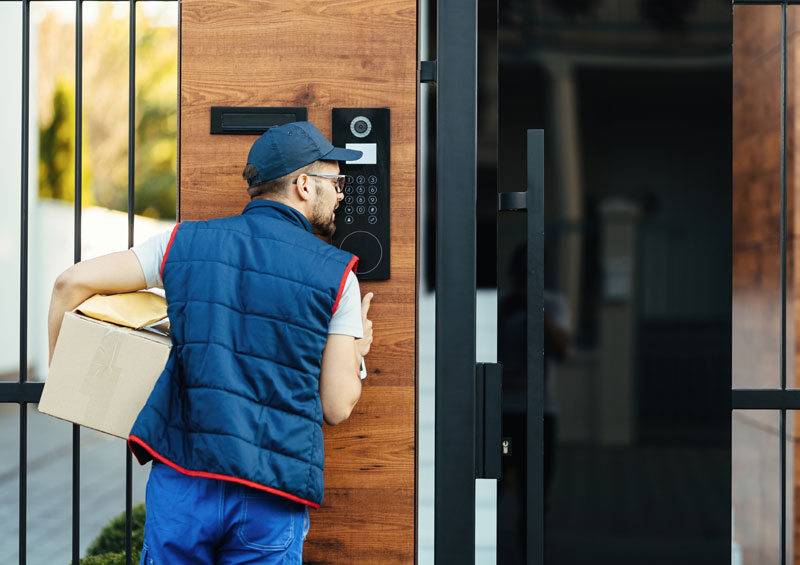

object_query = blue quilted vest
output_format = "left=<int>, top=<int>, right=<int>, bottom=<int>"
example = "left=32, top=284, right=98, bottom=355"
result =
left=128, top=200, right=357, bottom=507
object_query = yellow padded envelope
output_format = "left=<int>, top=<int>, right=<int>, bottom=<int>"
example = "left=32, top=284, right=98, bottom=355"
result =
left=76, top=291, right=167, bottom=329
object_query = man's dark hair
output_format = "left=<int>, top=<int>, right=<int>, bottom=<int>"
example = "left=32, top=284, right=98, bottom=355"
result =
left=243, top=161, right=329, bottom=200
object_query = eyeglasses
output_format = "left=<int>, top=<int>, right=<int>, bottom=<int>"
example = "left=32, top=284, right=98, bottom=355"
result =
left=293, top=173, right=346, bottom=193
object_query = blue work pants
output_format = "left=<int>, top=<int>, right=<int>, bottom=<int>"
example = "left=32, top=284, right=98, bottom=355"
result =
left=140, top=462, right=309, bottom=564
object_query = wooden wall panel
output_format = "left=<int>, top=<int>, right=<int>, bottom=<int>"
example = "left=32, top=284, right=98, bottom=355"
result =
left=180, top=1, right=417, bottom=562
left=733, top=4, right=786, bottom=389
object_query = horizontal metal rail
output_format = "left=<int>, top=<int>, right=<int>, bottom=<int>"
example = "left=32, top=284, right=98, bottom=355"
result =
left=733, top=0, right=800, bottom=4
left=732, top=389, right=800, bottom=410
left=10, top=384, right=799, bottom=411
left=0, top=382, right=43, bottom=404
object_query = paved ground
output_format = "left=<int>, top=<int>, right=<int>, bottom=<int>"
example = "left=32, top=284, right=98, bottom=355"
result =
left=0, top=404, right=150, bottom=564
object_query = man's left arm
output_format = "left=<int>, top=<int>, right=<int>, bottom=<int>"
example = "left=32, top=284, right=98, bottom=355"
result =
left=48, top=250, right=148, bottom=363
left=319, top=291, right=373, bottom=425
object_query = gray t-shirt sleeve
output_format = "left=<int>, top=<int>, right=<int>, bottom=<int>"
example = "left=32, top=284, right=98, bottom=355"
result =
left=131, top=231, right=363, bottom=338
left=131, top=230, right=172, bottom=289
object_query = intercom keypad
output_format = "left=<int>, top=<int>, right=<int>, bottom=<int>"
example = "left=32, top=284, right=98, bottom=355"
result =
left=332, top=108, right=390, bottom=280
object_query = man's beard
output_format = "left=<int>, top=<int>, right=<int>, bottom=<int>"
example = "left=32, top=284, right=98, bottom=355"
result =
left=311, top=194, right=336, bottom=238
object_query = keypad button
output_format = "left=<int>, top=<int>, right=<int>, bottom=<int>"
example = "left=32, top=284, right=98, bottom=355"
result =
left=344, top=195, right=354, bottom=204
left=368, top=215, right=378, bottom=225
left=368, top=205, right=378, bottom=215
left=345, top=216, right=354, bottom=224
left=368, top=195, right=378, bottom=204
left=368, top=185, right=378, bottom=194
left=356, top=195, right=366, bottom=205
left=344, top=206, right=354, bottom=215
left=356, top=206, right=366, bottom=215
left=356, top=175, right=366, bottom=184
left=346, top=175, right=354, bottom=184
left=356, top=185, right=366, bottom=194
left=368, top=175, right=378, bottom=184
left=344, top=185, right=354, bottom=194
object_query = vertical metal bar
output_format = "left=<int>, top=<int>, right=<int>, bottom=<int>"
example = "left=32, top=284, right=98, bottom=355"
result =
left=526, top=130, right=544, bottom=565
left=128, top=0, right=136, bottom=248
left=780, top=4, right=787, bottom=565
left=19, top=1, right=30, bottom=563
left=75, top=3, right=83, bottom=260
left=434, top=0, right=478, bottom=562
left=72, top=2, right=83, bottom=563
left=126, top=3, right=136, bottom=563
left=71, top=426, right=80, bottom=544
left=126, top=451, right=132, bottom=564
left=176, top=0, right=182, bottom=222
left=780, top=6, right=787, bottom=393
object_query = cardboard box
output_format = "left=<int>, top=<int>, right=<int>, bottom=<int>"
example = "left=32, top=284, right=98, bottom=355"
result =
left=39, top=311, right=171, bottom=439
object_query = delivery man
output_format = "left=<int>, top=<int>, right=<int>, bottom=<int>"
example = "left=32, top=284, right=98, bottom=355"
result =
left=47, top=121, right=374, bottom=564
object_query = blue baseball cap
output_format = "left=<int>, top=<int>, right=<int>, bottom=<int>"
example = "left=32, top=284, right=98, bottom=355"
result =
left=245, top=121, right=363, bottom=186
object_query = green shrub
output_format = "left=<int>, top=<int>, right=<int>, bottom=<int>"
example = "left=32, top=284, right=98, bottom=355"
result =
left=79, top=550, right=141, bottom=565
left=72, top=503, right=145, bottom=564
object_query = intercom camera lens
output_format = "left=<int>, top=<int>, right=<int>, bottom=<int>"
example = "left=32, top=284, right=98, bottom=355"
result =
left=350, top=116, right=373, bottom=138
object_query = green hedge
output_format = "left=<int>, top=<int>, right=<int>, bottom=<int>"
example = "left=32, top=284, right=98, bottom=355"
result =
left=72, top=503, right=145, bottom=565
left=78, top=551, right=140, bottom=565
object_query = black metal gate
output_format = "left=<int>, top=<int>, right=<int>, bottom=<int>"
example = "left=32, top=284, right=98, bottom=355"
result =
left=433, top=1, right=735, bottom=564
left=0, top=2, right=178, bottom=563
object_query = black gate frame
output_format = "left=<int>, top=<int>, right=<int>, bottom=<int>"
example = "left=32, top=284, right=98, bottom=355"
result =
left=0, top=2, right=179, bottom=564
left=732, top=2, right=800, bottom=565
left=431, top=1, right=545, bottom=563
left=433, top=1, right=795, bottom=564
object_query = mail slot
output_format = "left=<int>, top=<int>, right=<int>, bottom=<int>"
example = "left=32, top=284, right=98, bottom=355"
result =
left=210, top=106, right=308, bottom=135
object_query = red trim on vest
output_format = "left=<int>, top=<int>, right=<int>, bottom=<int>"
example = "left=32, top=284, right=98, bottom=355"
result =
left=127, top=434, right=320, bottom=508
left=160, top=223, right=182, bottom=282
left=332, top=255, right=359, bottom=315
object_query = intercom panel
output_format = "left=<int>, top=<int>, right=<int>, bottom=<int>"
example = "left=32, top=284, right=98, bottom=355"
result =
left=331, top=108, right=390, bottom=280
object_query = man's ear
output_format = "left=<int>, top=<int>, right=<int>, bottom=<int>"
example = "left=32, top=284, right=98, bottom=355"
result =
left=293, top=173, right=314, bottom=203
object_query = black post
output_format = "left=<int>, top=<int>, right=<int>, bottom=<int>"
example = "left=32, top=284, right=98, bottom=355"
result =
left=526, top=130, right=544, bottom=565
left=72, top=2, right=84, bottom=563
left=779, top=4, right=787, bottom=565
left=19, top=1, right=30, bottom=563
left=126, top=2, right=137, bottom=563
left=434, top=0, right=478, bottom=563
